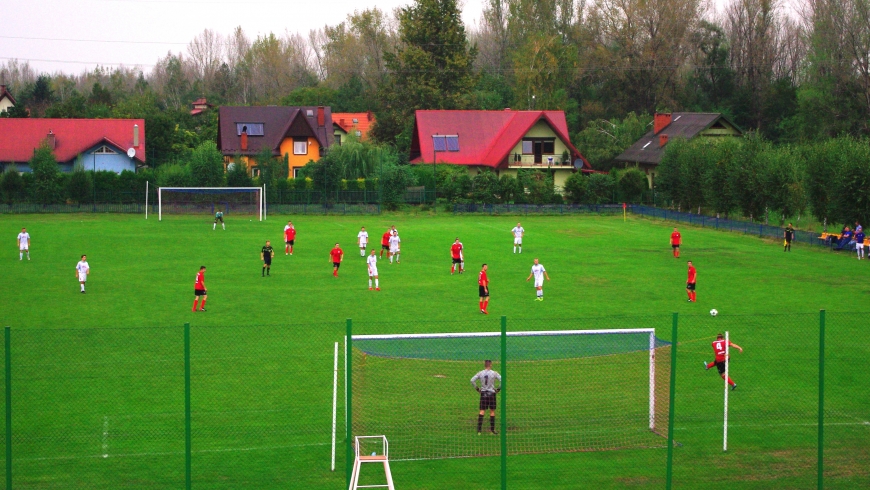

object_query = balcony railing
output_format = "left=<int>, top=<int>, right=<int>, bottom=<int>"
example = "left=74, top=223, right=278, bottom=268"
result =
left=508, top=154, right=572, bottom=167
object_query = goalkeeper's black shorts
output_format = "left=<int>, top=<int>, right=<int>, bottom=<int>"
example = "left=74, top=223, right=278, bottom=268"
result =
left=479, top=392, right=496, bottom=410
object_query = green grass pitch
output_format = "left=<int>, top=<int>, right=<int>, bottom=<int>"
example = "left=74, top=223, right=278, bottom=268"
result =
left=2, top=212, right=869, bottom=489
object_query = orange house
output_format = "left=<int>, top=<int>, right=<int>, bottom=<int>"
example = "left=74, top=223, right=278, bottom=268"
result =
left=217, top=106, right=334, bottom=178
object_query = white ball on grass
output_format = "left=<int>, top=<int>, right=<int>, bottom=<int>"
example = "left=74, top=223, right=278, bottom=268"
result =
left=371, top=452, right=377, bottom=456
left=710, top=309, right=718, bottom=316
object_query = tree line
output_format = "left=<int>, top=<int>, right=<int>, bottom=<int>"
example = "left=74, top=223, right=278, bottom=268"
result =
left=656, top=135, right=870, bottom=228
left=2, top=0, right=869, bottom=168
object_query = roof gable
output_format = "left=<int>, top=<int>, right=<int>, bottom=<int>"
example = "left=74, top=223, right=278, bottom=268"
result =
left=409, top=110, right=589, bottom=169
left=614, top=113, right=742, bottom=165
left=0, top=118, right=145, bottom=164
left=0, top=85, right=16, bottom=106
left=218, top=106, right=334, bottom=156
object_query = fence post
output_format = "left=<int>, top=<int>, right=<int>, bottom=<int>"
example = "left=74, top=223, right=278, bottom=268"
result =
left=818, top=310, right=825, bottom=490
left=665, top=313, right=678, bottom=490
left=184, top=323, right=191, bottom=490
left=500, top=316, right=507, bottom=490
left=5, top=326, right=11, bottom=490
left=346, top=319, right=353, bottom=488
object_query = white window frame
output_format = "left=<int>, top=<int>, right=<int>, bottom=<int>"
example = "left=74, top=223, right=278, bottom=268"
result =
left=94, top=145, right=118, bottom=155
left=293, top=139, right=308, bottom=155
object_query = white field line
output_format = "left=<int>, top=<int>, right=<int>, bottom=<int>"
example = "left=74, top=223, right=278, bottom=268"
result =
left=101, top=416, right=109, bottom=458
left=17, top=442, right=331, bottom=462
left=674, top=421, right=869, bottom=430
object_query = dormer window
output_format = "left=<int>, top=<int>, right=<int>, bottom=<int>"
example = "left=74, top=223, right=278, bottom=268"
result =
left=642, top=141, right=652, bottom=149
left=352, top=118, right=359, bottom=124
left=236, top=123, right=264, bottom=136
left=94, top=145, right=117, bottom=155
left=306, top=109, right=314, bottom=117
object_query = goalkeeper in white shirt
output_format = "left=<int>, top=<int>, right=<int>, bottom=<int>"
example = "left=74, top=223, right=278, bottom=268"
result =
left=471, top=360, right=502, bottom=435
left=526, top=258, right=550, bottom=301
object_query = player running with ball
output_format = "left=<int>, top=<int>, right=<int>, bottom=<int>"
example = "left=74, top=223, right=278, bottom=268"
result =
left=366, top=249, right=380, bottom=291
left=526, top=258, right=550, bottom=301
left=471, top=360, right=501, bottom=435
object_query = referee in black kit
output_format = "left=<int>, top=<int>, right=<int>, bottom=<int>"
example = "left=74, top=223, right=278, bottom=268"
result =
left=471, top=359, right=502, bottom=435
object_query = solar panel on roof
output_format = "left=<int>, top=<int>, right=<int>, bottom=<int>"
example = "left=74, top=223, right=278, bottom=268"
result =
left=432, top=136, right=447, bottom=152
left=446, top=135, right=459, bottom=151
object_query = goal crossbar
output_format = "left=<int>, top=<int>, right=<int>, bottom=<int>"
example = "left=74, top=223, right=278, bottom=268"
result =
left=158, top=186, right=264, bottom=221
left=352, top=328, right=655, bottom=341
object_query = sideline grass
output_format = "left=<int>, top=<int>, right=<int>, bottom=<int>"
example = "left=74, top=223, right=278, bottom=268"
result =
left=1, top=212, right=868, bottom=489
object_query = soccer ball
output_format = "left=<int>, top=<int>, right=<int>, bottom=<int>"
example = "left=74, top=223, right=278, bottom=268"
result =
left=710, top=309, right=718, bottom=317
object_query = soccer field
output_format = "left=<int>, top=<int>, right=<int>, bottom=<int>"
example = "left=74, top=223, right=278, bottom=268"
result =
left=2, top=212, right=869, bottom=489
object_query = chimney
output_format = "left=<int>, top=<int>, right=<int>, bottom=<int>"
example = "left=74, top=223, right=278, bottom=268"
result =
left=367, top=111, right=373, bottom=121
left=317, top=106, right=325, bottom=127
left=653, top=113, right=672, bottom=135
left=133, top=124, right=140, bottom=147
left=46, top=130, right=56, bottom=149
left=659, top=134, right=669, bottom=148
left=241, top=129, right=248, bottom=151
left=504, top=108, right=511, bottom=111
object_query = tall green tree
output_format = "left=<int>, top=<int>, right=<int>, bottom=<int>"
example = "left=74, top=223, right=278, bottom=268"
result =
left=29, top=143, right=62, bottom=204
left=373, top=0, right=477, bottom=149
left=188, top=141, right=226, bottom=187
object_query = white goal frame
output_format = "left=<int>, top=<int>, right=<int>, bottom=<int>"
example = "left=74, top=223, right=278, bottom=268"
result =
left=340, top=327, right=661, bottom=447
left=157, top=186, right=264, bottom=221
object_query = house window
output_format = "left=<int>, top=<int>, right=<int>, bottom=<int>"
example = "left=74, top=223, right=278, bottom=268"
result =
left=251, top=167, right=260, bottom=177
left=293, top=168, right=302, bottom=178
left=94, top=145, right=117, bottom=155
left=236, top=123, right=264, bottom=136
left=355, top=130, right=362, bottom=137
left=352, top=118, right=359, bottom=124
left=293, top=138, right=308, bottom=155
left=522, top=138, right=556, bottom=154
left=306, top=109, right=314, bottom=117
left=522, top=141, right=533, bottom=154
left=335, top=134, right=342, bottom=146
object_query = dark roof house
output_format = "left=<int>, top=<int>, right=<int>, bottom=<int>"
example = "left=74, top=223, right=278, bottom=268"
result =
left=217, top=106, right=334, bottom=156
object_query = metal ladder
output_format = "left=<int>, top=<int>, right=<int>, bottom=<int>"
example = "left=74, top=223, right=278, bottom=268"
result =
left=349, top=435, right=395, bottom=490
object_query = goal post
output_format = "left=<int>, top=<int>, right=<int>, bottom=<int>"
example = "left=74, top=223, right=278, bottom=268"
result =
left=347, top=328, right=671, bottom=461
left=157, top=187, right=264, bottom=221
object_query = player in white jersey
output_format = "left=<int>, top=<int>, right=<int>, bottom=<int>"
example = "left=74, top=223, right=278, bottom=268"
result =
left=75, top=255, right=90, bottom=293
left=17, top=227, right=30, bottom=260
left=357, top=227, right=369, bottom=257
left=366, top=249, right=380, bottom=290
left=390, top=225, right=398, bottom=236
left=388, top=234, right=401, bottom=263
left=511, top=222, right=525, bottom=253
left=525, top=258, right=550, bottom=301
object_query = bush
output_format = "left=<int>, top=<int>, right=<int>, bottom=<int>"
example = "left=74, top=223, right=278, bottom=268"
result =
left=471, top=170, right=501, bottom=204
left=226, top=160, right=254, bottom=187
left=29, top=143, right=62, bottom=204
left=0, top=166, right=25, bottom=204
left=617, top=168, right=648, bottom=203
left=67, top=165, right=92, bottom=204
left=498, top=174, right=518, bottom=203
left=586, top=173, right=614, bottom=204
left=380, top=161, right=417, bottom=210
left=188, top=141, right=226, bottom=187
left=157, top=164, right=191, bottom=187
left=563, top=172, right=587, bottom=204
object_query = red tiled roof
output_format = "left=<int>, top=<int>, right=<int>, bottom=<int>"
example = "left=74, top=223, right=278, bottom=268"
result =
left=0, top=118, right=146, bottom=163
left=409, top=110, right=589, bottom=169
left=332, top=112, right=374, bottom=140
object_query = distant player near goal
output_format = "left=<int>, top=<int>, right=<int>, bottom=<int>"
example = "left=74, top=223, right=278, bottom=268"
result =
left=451, top=238, right=464, bottom=275
left=284, top=221, right=296, bottom=255
left=470, top=359, right=501, bottom=435
left=261, top=240, right=274, bottom=277
left=192, top=266, right=207, bottom=311
left=75, top=254, right=89, bottom=293
left=330, top=243, right=344, bottom=277
left=526, top=258, right=550, bottom=301
left=213, top=210, right=225, bottom=230
left=357, top=227, right=369, bottom=257
left=367, top=249, right=380, bottom=291
left=670, top=228, right=681, bottom=258
left=389, top=233, right=401, bottom=264
left=511, top=222, right=525, bottom=254
left=17, top=227, right=31, bottom=261
left=478, top=264, right=490, bottom=314
left=705, top=333, right=743, bottom=391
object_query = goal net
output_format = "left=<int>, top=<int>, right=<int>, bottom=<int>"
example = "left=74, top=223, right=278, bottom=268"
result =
left=158, top=187, right=263, bottom=220
left=349, top=328, right=671, bottom=461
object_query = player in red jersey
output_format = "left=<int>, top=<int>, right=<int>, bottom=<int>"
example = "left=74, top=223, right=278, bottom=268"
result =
left=451, top=238, right=464, bottom=274
left=330, top=243, right=344, bottom=277
left=192, top=266, right=207, bottom=312
left=380, top=229, right=392, bottom=258
left=284, top=221, right=296, bottom=255
left=478, top=264, right=489, bottom=314
left=670, top=228, right=681, bottom=258
left=686, top=261, right=697, bottom=302
left=705, top=333, right=744, bottom=390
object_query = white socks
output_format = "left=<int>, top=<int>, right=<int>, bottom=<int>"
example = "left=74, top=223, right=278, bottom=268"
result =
left=369, top=279, right=380, bottom=288
left=20, top=252, right=23, bottom=260
left=513, top=247, right=516, bottom=253
left=537, top=290, right=543, bottom=298
left=222, top=223, right=225, bottom=230
left=395, top=253, right=400, bottom=262
left=375, top=279, right=379, bottom=287
left=360, top=249, right=365, bottom=256
left=80, top=284, right=85, bottom=292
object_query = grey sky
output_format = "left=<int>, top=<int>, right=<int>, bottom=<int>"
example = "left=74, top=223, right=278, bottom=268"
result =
left=3, top=0, right=486, bottom=74
left=3, top=0, right=766, bottom=76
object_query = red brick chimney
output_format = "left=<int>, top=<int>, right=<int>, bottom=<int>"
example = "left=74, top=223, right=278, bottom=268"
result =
left=240, top=129, right=248, bottom=151
left=46, top=130, right=56, bottom=149
left=659, top=134, right=669, bottom=148
left=654, top=113, right=672, bottom=135
left=317, top=106, right=325, bottom=127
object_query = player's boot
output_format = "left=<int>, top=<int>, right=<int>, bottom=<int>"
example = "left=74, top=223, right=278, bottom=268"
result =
left=731, top=384, right=737, bottom=391
left=376, top=287, right=380, bottom=291
left=704, top=361, right=710, bottom=370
